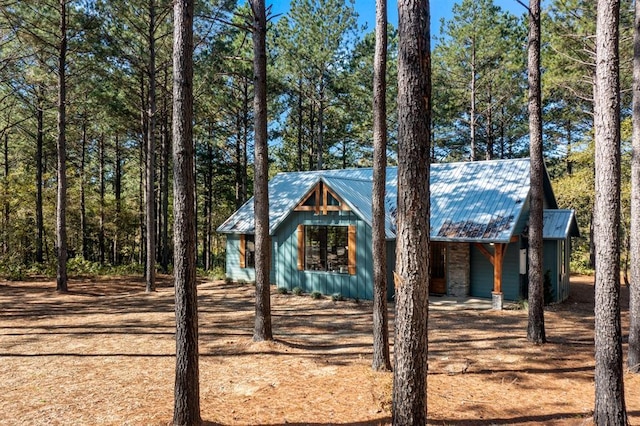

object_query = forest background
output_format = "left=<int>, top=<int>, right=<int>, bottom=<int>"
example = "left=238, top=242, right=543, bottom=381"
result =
left=0, top=0, right=630, bottom=280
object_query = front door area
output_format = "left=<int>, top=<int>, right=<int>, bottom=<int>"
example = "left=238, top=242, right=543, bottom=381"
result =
left=430, top=242, right=447, bottom=294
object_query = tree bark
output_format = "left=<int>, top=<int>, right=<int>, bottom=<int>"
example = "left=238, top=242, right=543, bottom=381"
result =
left=80, top=120, right=88, bottom=260
left=297, top=78, right=304, bottom=171
left=172, top=0, right=201, bottom=423
left=593, top=0, right=627, bottom=423
left=470, top=38, right=477, bottom=161
left=317, top=83, right=324, bottom=170
left=139, top=74, right=147, bottom=266
left=145, top=0, right=157, bottom=292
left=35, top=94, right=44, bottom=263
left=526, top=0, right=546, bottom=345
left=161, top=66, right=171, bottom=274
left=3, top=132, right=8, bottom=256
left=251, top=0, right=273, bottom=342
left=628, top=0, right=640, bottom=374
left=371, top=0, right=391, bottom=372
left=393, top=0, right=431, bottom=423
left=114, top=134, right=122, bottom=265
left=56, top=0, right=68, bottom=292
left=99, top=134, right=105, bottom=264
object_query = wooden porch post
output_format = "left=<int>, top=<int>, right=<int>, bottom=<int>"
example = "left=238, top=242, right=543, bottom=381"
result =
left=492, top=243, right=507, bottom=310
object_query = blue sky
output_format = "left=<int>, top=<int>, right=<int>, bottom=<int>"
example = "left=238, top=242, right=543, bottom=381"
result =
left=269, top=0, right=528, bottom=37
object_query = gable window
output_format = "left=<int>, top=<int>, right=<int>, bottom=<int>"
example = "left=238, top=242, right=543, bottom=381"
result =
left=297, top=224, right=356, bottom=274
left=239, top=234, right=255, bottom=268
left=294, top=182, right=351, bottom=215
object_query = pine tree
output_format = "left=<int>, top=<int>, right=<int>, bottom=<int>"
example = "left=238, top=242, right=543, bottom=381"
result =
left=171, top=0, right=201, bottom=423
left=392, top=0, right=431, bottom=423
left=593, top=0, right=627, bottom=422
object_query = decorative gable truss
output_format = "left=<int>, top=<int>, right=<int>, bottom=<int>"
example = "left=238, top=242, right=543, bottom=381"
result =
left=294, top=181, right=352, bottom=215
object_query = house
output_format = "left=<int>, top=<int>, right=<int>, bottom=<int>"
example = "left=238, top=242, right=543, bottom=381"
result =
left=216, top=158, right=579, bottom=308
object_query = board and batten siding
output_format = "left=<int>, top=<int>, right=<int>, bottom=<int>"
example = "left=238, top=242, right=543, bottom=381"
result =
left=543, top=239, right=559, bottom=302
left=224, top=234, right=277, bottom=283
left=225, top=234, right=256, bottom=283
left=470, top=241, right=522, bottom=300
left=274, top=210, right=374, bottom=300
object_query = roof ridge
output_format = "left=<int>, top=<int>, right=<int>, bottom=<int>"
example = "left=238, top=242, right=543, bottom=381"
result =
left=323, top=175, right=372, bottom=183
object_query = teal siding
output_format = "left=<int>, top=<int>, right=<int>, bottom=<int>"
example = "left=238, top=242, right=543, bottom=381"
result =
left=273, top=210, right=372, bottom=300
left=543, top=240, right=559, bottom=302
left=470, top=242, right=521, bottom=300
left=225, top=234, right=256, bottom=283
left=542, top=239, right=570, bottom=303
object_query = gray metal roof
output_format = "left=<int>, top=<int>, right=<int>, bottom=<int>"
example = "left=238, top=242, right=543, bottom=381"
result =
left=217, top=158, right=565, bottom=243
left=542, top=209, right=580, bottom=239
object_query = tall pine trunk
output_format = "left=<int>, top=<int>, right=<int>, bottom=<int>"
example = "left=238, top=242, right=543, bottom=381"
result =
left=114, top=134, right=122, bottom=265
left=99, top=135, right=106, bottom=264
left=371, top=0, right=391, bottom=372
left=526, top=0, right=546, bottom=345
left=56, top=0, right=68, bottom=292
left=172, top=0, right=201, bottom=423
left=161, top=67, right=171, bottom=274
left=3, top=132, right=8, bottom=256
left=35, top=94, right=44, bottom=263
left=593, top=0, right=627, bottom=423
left=80, top=120, right=89, bottom=260
left=145, top=0, right=157, bottom=292
left=252, top=0, right=272, bottom=342
left=630, top=0, right=640, bottom=374
left=393, top=0, right=431, bottom=423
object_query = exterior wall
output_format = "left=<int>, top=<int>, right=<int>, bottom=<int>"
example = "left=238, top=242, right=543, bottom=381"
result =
left=470, top=241, right=522, bottom=300
left=224, top=234, right=256, bottom=283
left=543, top=238, right=571, bottom=303
left=543, top=239, right=559, bottom=302
left=447, top=243, right=470, bottom=297
left=273, top=210, right=373, bottom=300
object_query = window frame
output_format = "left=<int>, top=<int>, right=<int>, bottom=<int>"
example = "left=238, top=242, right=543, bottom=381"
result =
left=297, top=224, right=356, bottom=275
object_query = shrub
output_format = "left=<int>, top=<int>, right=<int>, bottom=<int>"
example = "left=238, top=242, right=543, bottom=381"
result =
left=292, top=286, right=303, bottom=296
left=277, top=286, right=289, bottom=295
left=331, top=293, right=344, bottom=302
left=310, top=291, right=322, bottom=300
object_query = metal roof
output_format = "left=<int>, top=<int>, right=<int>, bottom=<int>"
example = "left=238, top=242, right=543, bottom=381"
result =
left=217, top=158, right=566, bottom=243
left=542, top=209, right=580, bottom=239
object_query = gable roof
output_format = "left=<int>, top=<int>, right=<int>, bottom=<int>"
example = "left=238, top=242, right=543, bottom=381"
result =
left=543, top=209, right=580, bottom=239
left=217, top=158, right=562, bottom=243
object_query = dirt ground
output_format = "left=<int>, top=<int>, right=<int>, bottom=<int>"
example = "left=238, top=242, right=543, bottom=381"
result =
left=0, top=275, right=639, bottom=425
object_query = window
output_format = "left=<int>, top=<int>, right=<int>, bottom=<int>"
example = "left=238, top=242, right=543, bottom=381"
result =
left=239, top=235, right=255, bottom=268
left=297, top=225, right=356, bottom=274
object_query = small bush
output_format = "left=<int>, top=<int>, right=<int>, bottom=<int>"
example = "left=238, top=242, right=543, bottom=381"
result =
left=331, top=293, right=344, bottom=302
left=310, top=291, right=322, bottom=300
left=67, top=257, right=104, bottom=276
left=277, top=286, right=289, bottom=295
left=513, top=299, right=528, bottom=310
left=292, top=286, right=303, bottom=296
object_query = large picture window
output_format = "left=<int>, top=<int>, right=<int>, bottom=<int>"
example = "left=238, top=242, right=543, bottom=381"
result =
left=305, top=226, right=349, bottom=273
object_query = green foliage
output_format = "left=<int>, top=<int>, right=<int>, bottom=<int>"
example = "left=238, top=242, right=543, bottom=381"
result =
left=277, top=286, right=289, bottom=295
left=292, top=286, right=303, bottom=296
left=310, top=291, right=322, bottom=300
left=67, top=257, right=106, bottom=276
left=432, top=0, right=528, bottom=161
left=331, top=293, right=344, bottom=302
